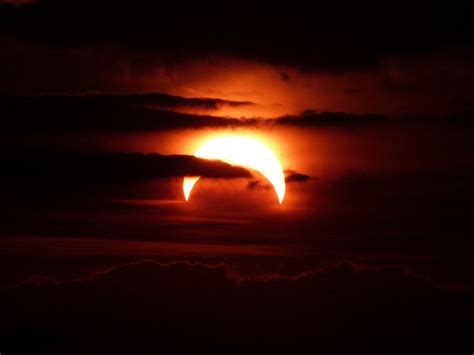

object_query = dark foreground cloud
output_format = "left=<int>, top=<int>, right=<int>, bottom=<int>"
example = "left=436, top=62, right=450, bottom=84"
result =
left=0, top=259, right=472, bottom=353
left=0, top=152, right=252, bottom=182
left=276, top=110, right=474, bottom=128
left=284, top=169, right=313, bottom=183
left=248, top=170, right=314, bottom=191
left=0, top=94, right=258, bottom=132
left=275, top=110, right=387, bottom=127
left=21, top=92, right=253, bottom=111
left=0, top=259, right=458, bottom=290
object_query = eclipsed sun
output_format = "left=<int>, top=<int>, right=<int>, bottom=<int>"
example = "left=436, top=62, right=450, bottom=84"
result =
left=183, top=136, right=286, bottom=204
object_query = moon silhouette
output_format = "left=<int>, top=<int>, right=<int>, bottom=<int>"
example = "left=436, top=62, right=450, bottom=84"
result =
left=183, top=136, right=286, bottom=203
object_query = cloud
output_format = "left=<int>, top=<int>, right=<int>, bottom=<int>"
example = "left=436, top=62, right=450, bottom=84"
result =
left=0, top=152, right=253, bottom=181
left=0, top=258, right=461, bottom=290
left=3, top=94, right=474, bottom=135
left=0, top=94, right=386, bottom=133
left=284, top=169, right=314, bottom=184
left=274, top=110, right=387, bottom=127
left=1, top=258, right=473, bottom=353
left=77, top=92, right=254, bottom=112
left=81, top=92, right=254, bottom=111
left=246, top=179, right=271, bottom=191
left=1, top=5, right=473, bottom=119
left=0, top=93, right=260, bottom=132
left=247, top=170, right=315, bottom=191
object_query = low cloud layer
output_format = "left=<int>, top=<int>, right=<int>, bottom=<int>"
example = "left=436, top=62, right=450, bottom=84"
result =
left=1, top=258, right=472, bottom=353
left=0, top=258, right=456, bottom=290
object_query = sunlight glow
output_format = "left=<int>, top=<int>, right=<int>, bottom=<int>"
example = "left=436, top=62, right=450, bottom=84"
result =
left=183, top=136, right=285, bottom=203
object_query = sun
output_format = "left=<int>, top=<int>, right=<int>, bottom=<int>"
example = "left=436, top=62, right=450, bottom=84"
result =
left=183, top=136, right=286, bottom=203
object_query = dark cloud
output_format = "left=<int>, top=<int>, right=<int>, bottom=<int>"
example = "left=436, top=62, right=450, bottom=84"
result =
left=63, top=92, right=254, bottom=111
left=5, top=94, right=474, bottom=135
left=0, top=259, right=445, bottom=290
left=0, top=152, right=253, bottom=182
left=246, top=179, right=271, bottom=191
left=1, top=259, right=473, bottom=353
left=274, top=110, right=387, bottom=127
left=248, top=173, right=314, bottom=192
left=246, top=170, right=314, bottom=191
left=284, top=169, right=314, bottom=184
left=0, top=2, right=473, bottom=71
left=0, top=94, right=258, bottom=133
left=273, top=110, right=474, bottom=128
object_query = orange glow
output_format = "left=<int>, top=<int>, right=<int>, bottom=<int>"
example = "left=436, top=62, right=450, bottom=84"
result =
left=183, top=135, right=286, bottom=203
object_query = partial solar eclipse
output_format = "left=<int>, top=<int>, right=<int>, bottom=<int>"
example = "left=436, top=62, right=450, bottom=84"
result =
left=183, top=136, right=285, bottom=203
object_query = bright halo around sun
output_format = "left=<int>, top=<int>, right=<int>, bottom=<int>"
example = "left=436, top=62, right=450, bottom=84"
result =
left=183, top=136, right=286, bottom=204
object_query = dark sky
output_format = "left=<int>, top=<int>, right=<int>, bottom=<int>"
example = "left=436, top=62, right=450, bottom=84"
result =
left=2, top=1, right=473, bottom=70
left=0, top=2, right=474, bottom=354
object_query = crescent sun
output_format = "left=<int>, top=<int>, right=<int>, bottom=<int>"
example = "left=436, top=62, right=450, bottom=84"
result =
left=183, top=136, right=286, bottom=203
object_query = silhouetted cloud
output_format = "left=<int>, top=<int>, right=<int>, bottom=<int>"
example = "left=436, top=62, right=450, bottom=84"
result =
left=274, top=110, right=386, bottom=127
left=42, top=92, right=252, bottom=111
left=284, top=169, right=314, bottom=183
left=273, top=111, right=474, bottom=128
left=0, top=152, right=253, bottom=181
left=3, top=94, right=474, bottom=134
left=0, top=94, right=258, bottom=132
left=1, top=257, right=473, bottom=353
left=246, top=179, right=271, bottom=191
left=247, top=170, right=314, bottom=191
left=0, top=259, right=440, bottom=289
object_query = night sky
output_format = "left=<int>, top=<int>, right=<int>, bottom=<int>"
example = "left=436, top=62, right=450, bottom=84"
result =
left=1, top=1, right=474, bottom=354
